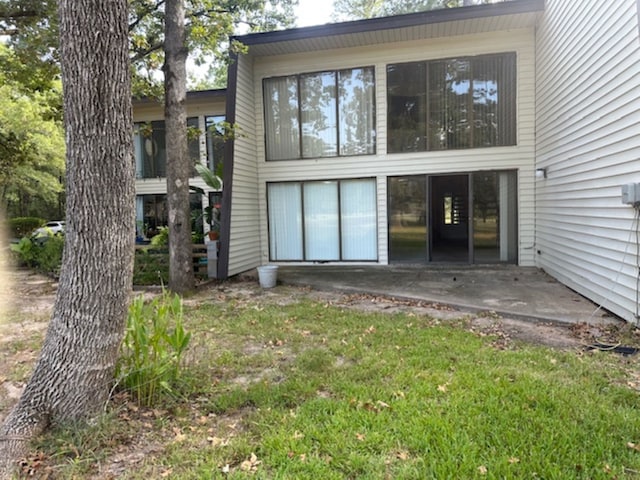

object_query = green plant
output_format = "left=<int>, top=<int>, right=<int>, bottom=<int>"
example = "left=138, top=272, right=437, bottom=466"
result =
left=116, top=290, right=191, bottom=406
left=190, top=163, right=222, bottom=235
left=149, top=226, right=168, bottom=247
left=5, top=217, right=45, bottom=238
left=10, top=234, right=64, bottom=276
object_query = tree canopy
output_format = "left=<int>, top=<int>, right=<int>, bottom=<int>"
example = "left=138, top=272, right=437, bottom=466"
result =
left=331, top=0, right=496, bottom=21
left=0, top=43, right=65, bottom=218
left=1, top=0, right=297, bottom=96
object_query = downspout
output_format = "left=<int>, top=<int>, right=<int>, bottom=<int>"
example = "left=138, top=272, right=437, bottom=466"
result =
left=217, top=46, right=239, bottom=280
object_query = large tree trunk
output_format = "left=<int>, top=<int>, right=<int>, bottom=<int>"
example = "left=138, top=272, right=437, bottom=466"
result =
left=164, top=0, right=194, bottom=294
left=0, top=0, right=134, bottom=476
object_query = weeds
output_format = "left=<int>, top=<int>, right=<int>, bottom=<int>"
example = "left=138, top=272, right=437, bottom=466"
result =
left=115, top=290, right=191, bottom=407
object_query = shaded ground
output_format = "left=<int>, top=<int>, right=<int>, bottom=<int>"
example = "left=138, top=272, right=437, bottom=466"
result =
left=0, top=267, right=637, bottom=477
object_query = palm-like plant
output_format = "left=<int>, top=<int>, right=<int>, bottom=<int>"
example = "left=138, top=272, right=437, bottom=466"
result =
left=191, top=163, right=223, bottom=239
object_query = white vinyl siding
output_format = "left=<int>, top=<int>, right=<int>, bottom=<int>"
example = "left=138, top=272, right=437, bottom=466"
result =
left=227, top=54, right=263, bottom=276
left=250, top=29, right=537, bottom=267
left=535, top=0, right=640, bottom=322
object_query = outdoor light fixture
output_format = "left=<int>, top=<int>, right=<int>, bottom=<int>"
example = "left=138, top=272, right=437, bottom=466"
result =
left=535, top=168, right=547, bottom=179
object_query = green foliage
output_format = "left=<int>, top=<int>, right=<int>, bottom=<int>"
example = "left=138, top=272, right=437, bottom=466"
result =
left=116, top=291, right=192, bottom=407
left=0, top=44, right=65, bottom=217
left=150, top=226, right=169, bottom=248
left=331, top=0, right=494, bottom=21
left=5, top=216, right=45, bottom=238
left=0, top=0, right=60, bottom=92
left=133, top=248, right=170, bottom=286
left=10, top=234, right=64, bottom=276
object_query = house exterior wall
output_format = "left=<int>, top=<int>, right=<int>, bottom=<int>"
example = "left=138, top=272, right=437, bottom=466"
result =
left=226, top=54, right=263, bottom=276
left=230, top=28, right=537, bottom=269
left=535, top=0, right=640, bottom=322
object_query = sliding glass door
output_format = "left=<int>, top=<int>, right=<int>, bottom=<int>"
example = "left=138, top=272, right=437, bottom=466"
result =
left=268, top=179, right=377, bottom=262
left=388, top=171, right=517, bottom=264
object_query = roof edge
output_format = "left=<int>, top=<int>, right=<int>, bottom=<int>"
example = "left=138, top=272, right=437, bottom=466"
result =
left=233, top=0, right=544, bottom=46
left=132, top=88, right=227, bottom=106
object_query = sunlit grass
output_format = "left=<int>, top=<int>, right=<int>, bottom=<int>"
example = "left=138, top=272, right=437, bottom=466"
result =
left=30, top=297, right=640, bottom=479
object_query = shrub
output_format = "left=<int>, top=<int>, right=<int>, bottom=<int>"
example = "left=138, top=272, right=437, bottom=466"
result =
left=115, top=291, right=191, bottom=406
left=6, top=217, right=45, bottom=238
left=10, top=234, right=64, bottom=277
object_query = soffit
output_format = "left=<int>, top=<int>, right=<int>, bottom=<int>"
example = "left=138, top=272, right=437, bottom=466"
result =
left=237, top=0, right=544, bottom=57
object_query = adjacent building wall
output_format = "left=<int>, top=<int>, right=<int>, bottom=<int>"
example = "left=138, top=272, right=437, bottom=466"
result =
left=535, top=0, right=640, bottom=322
left=132, top=94, right=226, bottom=196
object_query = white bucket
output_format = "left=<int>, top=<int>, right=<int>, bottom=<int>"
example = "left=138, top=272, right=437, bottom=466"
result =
left=257, top=265, right=279, bottom=288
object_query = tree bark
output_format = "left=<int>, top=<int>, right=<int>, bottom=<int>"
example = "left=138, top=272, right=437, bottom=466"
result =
left=164, top=0, right=194, bottom=293
left=0, top=0, right=134, bottom=477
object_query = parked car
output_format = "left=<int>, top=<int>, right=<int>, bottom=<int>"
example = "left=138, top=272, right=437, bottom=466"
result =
left=33, top=221, right=65, bottom=239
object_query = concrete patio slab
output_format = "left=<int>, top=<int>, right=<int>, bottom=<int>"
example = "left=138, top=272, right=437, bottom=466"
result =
left=275, top=265, right=619, bottom=326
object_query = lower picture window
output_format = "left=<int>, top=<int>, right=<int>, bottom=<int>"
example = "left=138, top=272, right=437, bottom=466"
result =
left=268, top=178, right=377, bottom=261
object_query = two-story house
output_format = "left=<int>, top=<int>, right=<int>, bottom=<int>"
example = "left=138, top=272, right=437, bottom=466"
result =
left=136, top=0, right=640, bottom=324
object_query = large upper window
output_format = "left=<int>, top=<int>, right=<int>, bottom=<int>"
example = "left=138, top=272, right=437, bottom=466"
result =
left=387, top=53, right=516, bottom=152
left=134, top=117, right=200, bottom=179
left=263, top=67, right=376, bottom=160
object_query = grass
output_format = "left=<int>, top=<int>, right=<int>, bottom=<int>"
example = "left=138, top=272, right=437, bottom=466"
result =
left=21, top=290, right=640, bottom=479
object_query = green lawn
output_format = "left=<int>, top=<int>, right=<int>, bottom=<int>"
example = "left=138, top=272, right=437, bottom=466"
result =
left=27, top=291, right=640, bottom=479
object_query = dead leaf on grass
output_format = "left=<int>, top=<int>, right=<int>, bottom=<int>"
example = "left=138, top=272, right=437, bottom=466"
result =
left=627, top=442, right=640, bottom=452
left=240, top=452, right=261, bottom=472
left=396, top=450, right=410, bottom=461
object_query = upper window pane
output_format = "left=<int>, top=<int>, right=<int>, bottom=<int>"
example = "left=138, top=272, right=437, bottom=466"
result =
left=206, top=115, right=225, bottom=175
left=301, top=72, right=338, bottom=158
left=264, top=66, right=376, bottom=161
left=387, top=62, right=427, bottom=152
left=388, top=53, right=516, bottom=153
left=339, top=68, right=376, bottom=156
left=134, top=118, right=201, bottom=179
left=264, top=77, right=300, bottom=160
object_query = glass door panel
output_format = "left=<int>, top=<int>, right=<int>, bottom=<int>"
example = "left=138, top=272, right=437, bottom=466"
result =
left=472, top=172, right=499, bottom=262
left=472, top=171, right=518, bottom=263
left=388, top=176, right=427, bottom=262
left=429, top=175, right=469, bottom=263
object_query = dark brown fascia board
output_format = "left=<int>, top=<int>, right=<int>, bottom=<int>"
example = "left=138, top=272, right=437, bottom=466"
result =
left=232, top=0, right=545, bottom=47
left=132, top=88, right=227, bottom=106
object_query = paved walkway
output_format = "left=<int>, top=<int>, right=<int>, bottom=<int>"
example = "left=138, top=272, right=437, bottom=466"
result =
left=276, top=265, right=619, bottom=326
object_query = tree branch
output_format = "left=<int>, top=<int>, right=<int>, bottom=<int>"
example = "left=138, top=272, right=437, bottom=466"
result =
left=130, top=42, right=164, bottom=63
left=128, top=0, right=166, bottom=32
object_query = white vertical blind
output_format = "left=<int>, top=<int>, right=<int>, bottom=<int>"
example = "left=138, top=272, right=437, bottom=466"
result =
left=133, top=127, right=143, bottom=178
left=341, top=179, right=377, bottom=260
left=264, top=77, right=300, bottom=160
left=268, top=183, right=303, bottom=260
left=304, top=181, right=340, bottom=260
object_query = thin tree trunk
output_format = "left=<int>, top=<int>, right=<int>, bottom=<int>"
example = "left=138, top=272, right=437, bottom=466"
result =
left=164, top=0, right=194, bottom=293
left=0, top=0, right=134, bottom=476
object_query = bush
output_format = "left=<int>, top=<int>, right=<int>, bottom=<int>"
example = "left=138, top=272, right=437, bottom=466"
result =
left=133, top=248, right=169, bottom=285
left=10, top=234, right=64, bottom=277
left=6, top=217, right=45, bottom=238
left=116, top=290, right=191, bottom=407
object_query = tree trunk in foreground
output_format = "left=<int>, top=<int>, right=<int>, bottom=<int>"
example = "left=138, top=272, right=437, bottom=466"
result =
left=165, top=0, right=194, bottom=294
left=0, top=0, right=134, bottom=476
